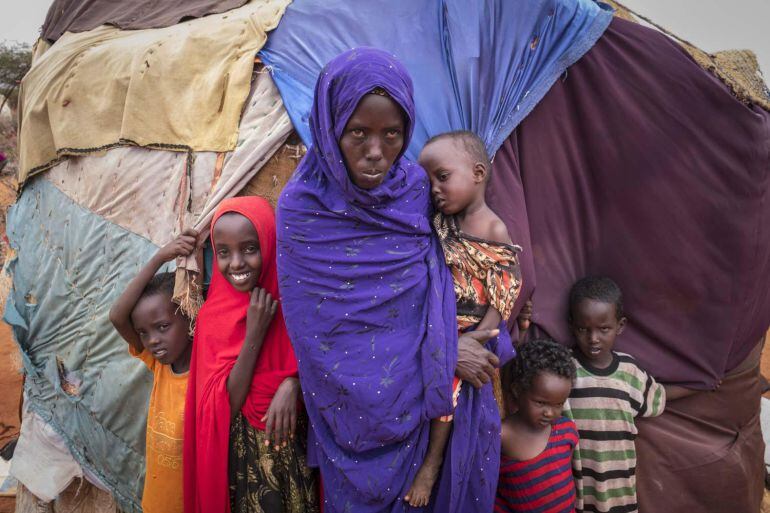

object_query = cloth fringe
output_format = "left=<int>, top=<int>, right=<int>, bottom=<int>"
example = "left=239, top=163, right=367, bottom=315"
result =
left=172, top=266, right=202, bottom=326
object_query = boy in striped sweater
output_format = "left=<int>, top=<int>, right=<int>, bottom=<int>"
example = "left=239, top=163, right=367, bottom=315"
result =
left=565, top=277, right=694, bottom=513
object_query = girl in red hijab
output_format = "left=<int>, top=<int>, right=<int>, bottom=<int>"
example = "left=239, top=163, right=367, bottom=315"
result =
left=183, top=197, right=318, bottom=513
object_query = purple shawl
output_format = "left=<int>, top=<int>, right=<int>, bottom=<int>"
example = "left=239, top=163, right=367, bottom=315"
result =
left=276, top=48, right=458, bottom=513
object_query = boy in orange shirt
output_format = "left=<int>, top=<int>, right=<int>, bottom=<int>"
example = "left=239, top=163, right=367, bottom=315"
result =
left=109, top=229, right=197, bottom=513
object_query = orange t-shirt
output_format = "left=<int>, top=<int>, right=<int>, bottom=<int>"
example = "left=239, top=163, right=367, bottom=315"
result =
left=130, top=346, right=188, bottom=513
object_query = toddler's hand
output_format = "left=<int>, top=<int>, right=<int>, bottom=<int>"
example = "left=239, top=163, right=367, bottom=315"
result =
left=516, top=299, right=533, bottom=332
left=246, top=287, right=278, bottom=340
left=157, top=228, right=198, bottom=262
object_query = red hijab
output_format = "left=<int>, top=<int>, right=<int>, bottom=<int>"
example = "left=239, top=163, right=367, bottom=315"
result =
left=183, top=196, right=298, bottom=513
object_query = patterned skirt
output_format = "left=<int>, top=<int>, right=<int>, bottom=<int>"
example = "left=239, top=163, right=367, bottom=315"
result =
left=229, top=413, right=319, bottom=513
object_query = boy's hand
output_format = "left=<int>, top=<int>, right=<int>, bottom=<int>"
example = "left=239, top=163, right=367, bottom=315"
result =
left=246, top=287, right=278, bottom=341
left=261, top=377, right=299, bottom=449
left=156, top=228, right=199, bottom=262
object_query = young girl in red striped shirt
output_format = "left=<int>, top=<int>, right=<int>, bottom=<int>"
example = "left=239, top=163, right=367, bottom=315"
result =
left=496, top=339, right=578, bottom=513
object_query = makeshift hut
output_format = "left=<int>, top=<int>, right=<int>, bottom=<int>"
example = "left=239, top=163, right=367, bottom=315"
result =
left=3, top=0, right=769, bottom=511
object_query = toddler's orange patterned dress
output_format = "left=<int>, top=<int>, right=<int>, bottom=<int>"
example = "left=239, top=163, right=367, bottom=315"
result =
left=434, top=214, right=522, bottom=419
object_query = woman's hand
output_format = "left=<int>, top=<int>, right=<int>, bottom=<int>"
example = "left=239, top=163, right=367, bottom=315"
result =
left=246, top=288, right=278, bottom=341
left=261, top=377, right=300, bottom=449
left=455, top=330, right=500, bottom=388
left=156, top=228, right=198, bottom=262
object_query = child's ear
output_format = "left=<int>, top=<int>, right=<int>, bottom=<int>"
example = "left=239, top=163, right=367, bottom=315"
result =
left=617, top=316, right=627, bottom=334
left=473, top=162, right=487, bottom=184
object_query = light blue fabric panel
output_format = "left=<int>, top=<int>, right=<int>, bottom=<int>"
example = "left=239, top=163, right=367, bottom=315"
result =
left=5, top=178, right=168, bottom=512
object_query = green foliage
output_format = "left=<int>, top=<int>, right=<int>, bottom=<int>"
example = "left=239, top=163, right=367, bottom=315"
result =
left=0, top=41, right=32, bottom=111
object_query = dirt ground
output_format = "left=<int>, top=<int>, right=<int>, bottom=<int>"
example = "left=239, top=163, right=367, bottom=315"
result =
left=0, top=172, right=21, bottom=513
left=0, top=173, right=21, bottom=445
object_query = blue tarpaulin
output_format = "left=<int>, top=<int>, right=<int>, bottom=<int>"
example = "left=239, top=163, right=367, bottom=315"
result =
left=260, top=0, right=613, bottom=157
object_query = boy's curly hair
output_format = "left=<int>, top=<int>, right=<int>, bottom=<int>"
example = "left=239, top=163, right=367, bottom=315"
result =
left=504, top=339, right=576, bottom=395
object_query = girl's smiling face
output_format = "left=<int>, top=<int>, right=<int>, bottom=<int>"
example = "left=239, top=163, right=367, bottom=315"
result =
left=213, top=212, right=262, bottom=292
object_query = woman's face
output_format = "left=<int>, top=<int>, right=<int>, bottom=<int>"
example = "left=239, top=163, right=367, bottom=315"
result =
left=339, top=93, right=406, bottom=189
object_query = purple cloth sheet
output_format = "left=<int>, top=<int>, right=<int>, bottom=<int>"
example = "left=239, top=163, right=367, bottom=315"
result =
left=489, top=17, right=770, bottom=390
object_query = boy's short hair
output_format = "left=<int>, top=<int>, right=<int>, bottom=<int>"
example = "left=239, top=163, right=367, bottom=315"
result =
left=425, top=130, right=491, bottom=171
left=140, top=272, right=176, bottom=302
left=505, top=339, right=576, bottom=395
left=569, top=276, right=624, bottom=320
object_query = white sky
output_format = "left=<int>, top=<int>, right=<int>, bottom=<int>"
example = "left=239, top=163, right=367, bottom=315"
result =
left=0, top=0, right=768, bottom=78
left=621, top=0, right=770, bottom=76
left=1, top=0, right=49, bottom=44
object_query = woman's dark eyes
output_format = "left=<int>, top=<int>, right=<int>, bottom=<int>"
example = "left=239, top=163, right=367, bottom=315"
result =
left=348, top=128, right=402, bottom=138
left=244, top=245, right=259, bottom=253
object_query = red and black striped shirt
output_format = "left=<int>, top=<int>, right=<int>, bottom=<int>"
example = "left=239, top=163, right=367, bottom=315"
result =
left=495, top=416, right=578, bottom=513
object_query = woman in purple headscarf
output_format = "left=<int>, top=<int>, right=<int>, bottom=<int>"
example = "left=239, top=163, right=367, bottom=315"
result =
left=276, top=48, right=502, bottom=512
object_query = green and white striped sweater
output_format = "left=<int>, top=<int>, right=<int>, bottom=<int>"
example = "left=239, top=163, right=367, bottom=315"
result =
left=565, top=351, right=665, bottom=513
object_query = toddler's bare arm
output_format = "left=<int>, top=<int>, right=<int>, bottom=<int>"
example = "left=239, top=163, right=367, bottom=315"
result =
left=477, top=305, right=503, bottom=334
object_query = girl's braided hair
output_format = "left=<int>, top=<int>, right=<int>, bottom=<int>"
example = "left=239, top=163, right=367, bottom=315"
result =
left=504, top=339, right=576, bottom=395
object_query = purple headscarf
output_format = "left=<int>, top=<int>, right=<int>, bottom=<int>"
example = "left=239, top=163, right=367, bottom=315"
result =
left=276, top=48, right=458, bottom=512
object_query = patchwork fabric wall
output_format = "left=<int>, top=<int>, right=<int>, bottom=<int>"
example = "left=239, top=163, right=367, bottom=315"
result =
left=19, top=0, right=291, bottom=181
left=6, top=68, right=292, bottom=510
left=40, top=0, right=250, bottom=43
left=7, top=0, right=769, bottom=510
